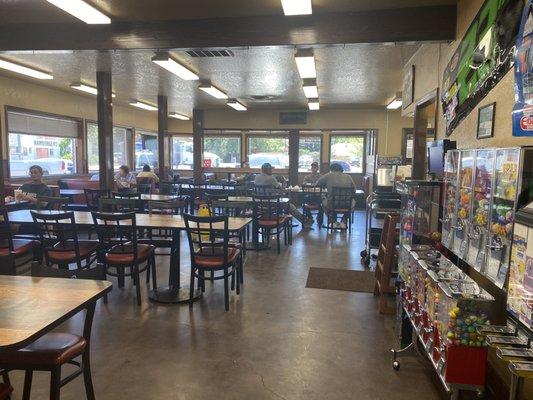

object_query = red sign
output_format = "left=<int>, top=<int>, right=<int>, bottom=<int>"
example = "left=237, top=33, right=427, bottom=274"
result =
left=203, top=159, right=212, bottom=168
left=520, top=116, right=533, bottom=131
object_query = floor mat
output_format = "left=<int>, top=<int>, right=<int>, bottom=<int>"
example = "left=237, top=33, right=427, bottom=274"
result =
left=305, top=267, right=375, bottom=293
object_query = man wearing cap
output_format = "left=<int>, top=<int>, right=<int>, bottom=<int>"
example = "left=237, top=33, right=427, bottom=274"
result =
left=303, top=162, right=321, bottom=185
left=316, top=162, right=355, bottom=229
left=254, top=163, right=313, bottom=229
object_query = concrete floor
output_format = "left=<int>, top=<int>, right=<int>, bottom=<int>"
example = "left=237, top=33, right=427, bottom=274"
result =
left=8, top=211, right=444, bottom=399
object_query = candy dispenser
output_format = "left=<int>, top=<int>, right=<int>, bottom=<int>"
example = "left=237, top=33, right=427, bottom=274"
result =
left=442, top=150, right=460, bottom=249
left=467, top=149, right=496, bottom=272
left=453, top=150, right=475, bottom=258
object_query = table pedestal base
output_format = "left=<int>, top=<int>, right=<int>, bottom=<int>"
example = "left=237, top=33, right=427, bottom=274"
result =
left=148, top=286, right=202, bottom=304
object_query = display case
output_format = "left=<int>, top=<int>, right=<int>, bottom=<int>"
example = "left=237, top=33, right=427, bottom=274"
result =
left=466, top=149, right=496, bottom=273
left=442, top=150, right=460, bottom=249
left=453, top=150, right=475, bottom=258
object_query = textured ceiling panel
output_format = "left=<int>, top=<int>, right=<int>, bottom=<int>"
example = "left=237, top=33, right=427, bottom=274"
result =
left=0, top=0, right=457, bottom=24
left=0, top=43, right=419, bottom=113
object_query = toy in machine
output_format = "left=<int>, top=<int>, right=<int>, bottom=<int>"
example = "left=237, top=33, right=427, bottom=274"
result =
left=442, top=150, right=459, bottom=249
left=453, top=150, right=475, bottom=258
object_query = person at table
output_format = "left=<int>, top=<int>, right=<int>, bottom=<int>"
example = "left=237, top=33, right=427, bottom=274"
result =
left=19, top=165, right=52, bottom=205
left=316, top=162, right=355, bottom=228
left=234, top=161, right=255, bottom=183
left=254, top=163, right=313, bottom=229
left=137, top=164, right=160, bottom=183
left=114, top=165, right=136, bottom=192
left=303, top=162, right=321, bottom=185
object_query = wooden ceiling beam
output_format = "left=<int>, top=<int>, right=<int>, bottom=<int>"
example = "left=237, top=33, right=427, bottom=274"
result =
left=0, top=6, right=456, bottom=51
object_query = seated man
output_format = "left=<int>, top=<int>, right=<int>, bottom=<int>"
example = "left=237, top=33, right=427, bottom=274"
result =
left=19, top=165, right=53, bottom=206
left=316, top=163, right=355, bottom=229
left=137, top=164, right=160, bottom=183
left=303, top=162, right=321, bottom=185
left=114, top=165, right=136, bottom=192
left=254, top=163, right=313, bottom=229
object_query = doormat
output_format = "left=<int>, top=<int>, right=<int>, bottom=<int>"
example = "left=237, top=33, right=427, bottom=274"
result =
left=305, top=267, right=375, bottom=293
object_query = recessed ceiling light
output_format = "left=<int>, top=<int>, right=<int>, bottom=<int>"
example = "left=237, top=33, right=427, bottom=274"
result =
left=302, top=79, right=318, bottom=98
left=295, top=50, right=316, bottom=79
left=281, top=0, right=312, bottom=16
left=169, top=112, right=190, bottom=121
left=70, top=82, right=115, bottom=97
left=0, top=59, right=53, bottom=80
left=199, top=83, right=228, bottom=99
left=308, top=99, right=320, bottom=111
left=46, top=0, right=111, bottom=24
left=152, top=53, right=199, bottom=81
left=227, top=99, right=247, bottom=111
left=129, top=101, right=157, bottom=111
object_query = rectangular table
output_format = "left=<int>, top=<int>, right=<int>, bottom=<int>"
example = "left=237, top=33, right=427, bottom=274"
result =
left=8, top=210, right=251, bottom=304
left=0, top=276, right=111, bottom=351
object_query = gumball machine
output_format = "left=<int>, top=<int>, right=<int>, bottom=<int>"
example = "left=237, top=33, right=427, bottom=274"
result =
left=442, top=150, right=460, bottom=249
left=453, top=150, right=475, bottom=258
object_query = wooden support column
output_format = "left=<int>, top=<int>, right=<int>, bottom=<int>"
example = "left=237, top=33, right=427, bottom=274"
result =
left=157, top=95, right=168, bottom=180
left=0, top=123, right=5, bottom=206
left=192, top=109, right=204, bottom=183
left=96, top=71, right=114, bottom=191
left=288, top=129, right=299, bottom=186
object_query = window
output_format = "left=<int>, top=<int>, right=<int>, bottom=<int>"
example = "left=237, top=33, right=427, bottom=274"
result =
left=171, top=136, right=194, bottom=170
left=7, top=109, right=79, bottom=177
left=329, top=133, right=365, bottom=173
left=86, top=122, right=132, bottom=172
left=247, top=133, right=289, bottom=169
left=203, top=135, right=241, bottom=168
left=135, top=131, right=158, bottom=171
left=298, top=136, right=321, bottom=172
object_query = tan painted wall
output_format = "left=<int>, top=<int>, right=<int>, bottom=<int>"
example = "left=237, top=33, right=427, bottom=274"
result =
left=204, top=108, right=413, bottom=157
left=403, top=0, right=533, bottom=149
left=0, top=74, right=193, bottom=158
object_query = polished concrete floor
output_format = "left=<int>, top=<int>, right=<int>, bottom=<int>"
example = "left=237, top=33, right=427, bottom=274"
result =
left=8, top=212, right=444, bottom=399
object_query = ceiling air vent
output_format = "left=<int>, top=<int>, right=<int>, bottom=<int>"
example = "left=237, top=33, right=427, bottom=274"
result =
left=186, top=49, right=234, bottom=58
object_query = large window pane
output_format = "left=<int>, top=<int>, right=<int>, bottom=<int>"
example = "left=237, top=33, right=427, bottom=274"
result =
left=135, top=131, right=158, bottom=171
left=203, top=136, right=241, bottom=168
left=330, top=135, right=365, bottom=173
left=298, top=136, right=321, bottom=172
left=87, top=123, right=99, bottom=172
left=248, top=137, right=289, bottom=169
left=87, top=123, right=131, bottom=172
left=171, top=136, right=193, bottom=170
left=8, top=133, right=76, bottom=177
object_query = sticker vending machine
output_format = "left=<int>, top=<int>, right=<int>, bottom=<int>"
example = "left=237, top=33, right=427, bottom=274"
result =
left=442, top=150, right=460, bottom=250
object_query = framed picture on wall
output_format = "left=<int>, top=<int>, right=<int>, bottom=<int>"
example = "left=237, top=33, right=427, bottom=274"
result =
left=402, top=65, right=415, bottom=109
left=477, top=102, right=496, bottom=139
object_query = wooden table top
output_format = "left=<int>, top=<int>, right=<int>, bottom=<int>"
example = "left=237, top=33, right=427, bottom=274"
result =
left=8, top=209, right=252, bottom=231
left=140, top=194, right=178, bottom=201
left=59, top=189, right=85, bottom=196
left=0, top=275, right=111, bottom=350
left=227, top=196, right=290, bottom=203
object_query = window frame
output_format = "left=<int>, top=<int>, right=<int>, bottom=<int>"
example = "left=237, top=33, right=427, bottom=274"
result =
left=169, top=133, right=195, bottom=172
left=246, top=130, right=290, bottom=172
left=203, top=132, right=242, bottom=169
left=133, top=128, right=158, bottom=172
left=5, top=105, right=83, bottom=180
left=328, top=130, right=367, bottom=175
left=298, top=132, right=323, bottom=173
left=85, top=120, right=134, bottom=173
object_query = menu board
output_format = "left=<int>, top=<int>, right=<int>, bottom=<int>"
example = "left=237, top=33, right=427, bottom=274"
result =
left=507, top=222, right=533, bottom=331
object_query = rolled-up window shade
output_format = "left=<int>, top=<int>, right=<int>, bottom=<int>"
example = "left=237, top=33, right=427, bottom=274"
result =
left=7, top=110, right=80, bottom=138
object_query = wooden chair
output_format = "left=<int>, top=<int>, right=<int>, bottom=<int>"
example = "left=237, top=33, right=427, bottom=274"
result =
left=91, top=211, right=156, bottom=306
left=324, top=187, right=354, bottom=231
left=302, top=186, right=324, bottom=227
left=0, top=383, right=12, bottom=400
left=36, top=196, right=70, bottom=211
left=98, top=198, right=139, bottom=213
left=183, top=214, right=241, bottom=311
left=0, top=262, right=107, bottom=400
left=0, top=208, right=40, bottom=273
left=253, top=194, right=291, bottom=254
left=84, top=189, right=110, bottom=211
left=136, top=177, right=153, bottom=195
left=31, top=211, right=99, bottom=270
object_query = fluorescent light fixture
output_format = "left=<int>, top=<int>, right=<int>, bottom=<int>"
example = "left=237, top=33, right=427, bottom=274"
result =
left=152, top=53, right=199, bottom=81
left=46, top=0, right=111, bottom=24
left=70, top=82, right=115, bottom=97
left=281, top=0, right=312, bottom=15
left=227, top=99, right=247, bottom=111
left=169, top=112, right=190, bottom=121
left=386, top=91, right=403, bottom=109
left=198, top=83, right=228, bottom=99
left=295, top=50, right=316, bottom=79
left=308, top=99, right=320, bottom=111
left=302, top=79, right=318, bottom=98
left=0, top=59, right=53, bottom=80
left=129, top=101, right=157, bottom=111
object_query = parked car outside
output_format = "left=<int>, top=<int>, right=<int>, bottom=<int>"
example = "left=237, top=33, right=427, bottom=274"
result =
left=330, top=160, right=351, bottom=172
left=249, top=153, right=289, bottom=169
left=9, top=157, right=70, bottom=177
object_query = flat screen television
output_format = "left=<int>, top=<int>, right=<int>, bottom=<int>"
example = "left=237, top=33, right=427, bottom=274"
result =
left=427, top=140, right=456, bottom=177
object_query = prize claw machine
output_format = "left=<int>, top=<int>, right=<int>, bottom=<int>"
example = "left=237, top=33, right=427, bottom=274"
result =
left=453, top=150, right=475, bottom=258
left=442, top=150, right=460, bottom=250
left=507, top=202, right=533, bottom=331
left=467, top=149, right=496, bottom=272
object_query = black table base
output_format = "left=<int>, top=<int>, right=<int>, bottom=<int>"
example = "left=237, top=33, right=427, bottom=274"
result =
left=148, top=286, right=202, bottom=304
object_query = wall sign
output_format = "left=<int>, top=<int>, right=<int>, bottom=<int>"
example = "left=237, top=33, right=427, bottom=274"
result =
left=279, top=111, right=307, bottom=125
left=441, top=0, right=523, bottom=136
left=402, top=65, right=415, bottom=109
left=477, top=102, right=496, bottom=139
left=512, top=0, right=533, bottom=136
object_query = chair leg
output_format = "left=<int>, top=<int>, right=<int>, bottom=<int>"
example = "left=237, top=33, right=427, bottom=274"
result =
left=189, top=267, right=195, bottom=308
left=231, top=267, right=235, bottom=291
left=223, top=267, right=229, bottom=311
left=150, top=256, right=157, bottom=291
left=50, top=366, right=61, bottom=400
left=134, top=265, right=141, bottom=306
left=235, top=265, right=241, bottom=295
left=277, top=228, right=280, bottom=254
left=22, top=370, right=32, bottom=400
left=145, top=262, right=150, bottom=284
left=82, top=348, right=96, bottom=400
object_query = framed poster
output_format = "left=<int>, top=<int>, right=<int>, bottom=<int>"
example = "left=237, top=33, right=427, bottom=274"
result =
left=477, top=103, right=496, bottom=139
left=402, top=65, right=415, bottom=109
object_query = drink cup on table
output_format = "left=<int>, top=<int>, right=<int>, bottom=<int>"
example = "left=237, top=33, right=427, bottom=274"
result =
left=14, top=189, right=22, bottom=201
